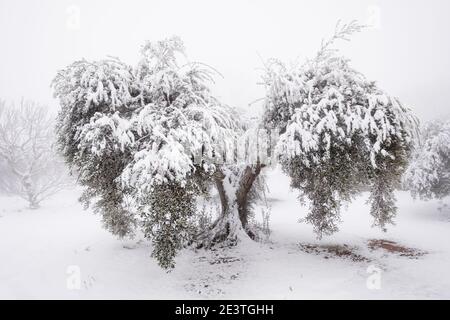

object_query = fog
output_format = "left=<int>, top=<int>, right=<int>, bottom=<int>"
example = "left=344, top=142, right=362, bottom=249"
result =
left=1, top=0, right=449, bottom=120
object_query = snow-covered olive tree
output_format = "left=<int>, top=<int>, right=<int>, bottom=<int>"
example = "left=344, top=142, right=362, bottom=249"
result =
left=261, top=21, right=418, bottom=236
left=403, top=118, right=450, bottom=200
left=53, top=25, right=418, bottom=269
left=0, top=99, right=71, bottom=208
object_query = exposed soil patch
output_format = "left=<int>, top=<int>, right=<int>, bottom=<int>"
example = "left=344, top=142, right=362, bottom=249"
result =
left=198, top=255, right=241, bottom=265
left=298, top=240, right=428, bottom=262
left=367, top=239, right=427, bottom=258
left=298, top=243, right=371, bottom=262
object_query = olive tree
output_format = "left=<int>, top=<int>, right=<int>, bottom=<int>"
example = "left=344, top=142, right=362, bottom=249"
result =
left=52, top=24, right=418, bottom=269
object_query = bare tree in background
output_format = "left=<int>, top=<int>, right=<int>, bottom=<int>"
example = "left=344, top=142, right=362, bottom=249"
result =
left=0, top=99, right=72, bottom=209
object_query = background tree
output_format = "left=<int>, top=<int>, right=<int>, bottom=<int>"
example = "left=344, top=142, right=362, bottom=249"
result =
left=0, top=99, right=72, bottom=209
left=403, top=118, right=450, bottom=201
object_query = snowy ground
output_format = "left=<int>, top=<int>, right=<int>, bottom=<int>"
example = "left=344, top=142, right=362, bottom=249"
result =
left=1, top=168, right=449, bottom=300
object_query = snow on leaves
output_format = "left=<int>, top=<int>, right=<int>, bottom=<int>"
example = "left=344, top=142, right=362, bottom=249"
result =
left=263, top=55, right=416, bottom=170
left=53, top=37, right=240, bottom=194
left=53, top=58, right=137, bottom=115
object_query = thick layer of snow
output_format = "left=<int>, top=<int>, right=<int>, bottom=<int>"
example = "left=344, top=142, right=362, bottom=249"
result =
left=1, top=169, right=449, bottom=299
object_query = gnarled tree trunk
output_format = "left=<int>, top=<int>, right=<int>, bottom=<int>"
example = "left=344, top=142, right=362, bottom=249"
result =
left=196, top=163, right=264, bottom=248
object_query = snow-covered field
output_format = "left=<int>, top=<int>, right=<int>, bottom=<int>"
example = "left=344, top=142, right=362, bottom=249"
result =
left=1, top=168, right=449, bottom=300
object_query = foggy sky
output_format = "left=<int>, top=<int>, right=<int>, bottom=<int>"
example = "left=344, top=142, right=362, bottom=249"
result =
left=1, top=0, right=449, bottom=121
